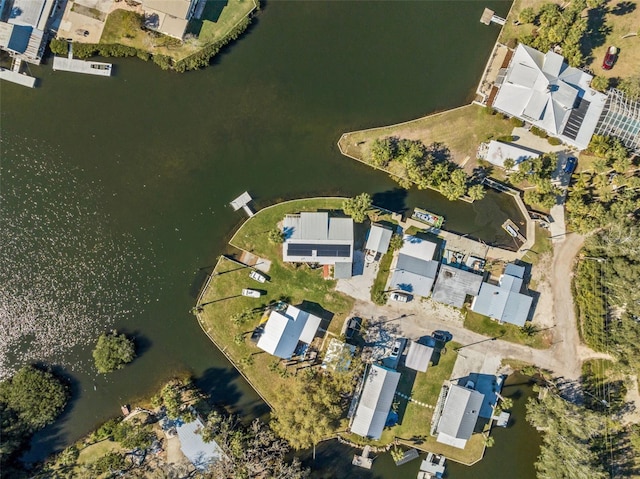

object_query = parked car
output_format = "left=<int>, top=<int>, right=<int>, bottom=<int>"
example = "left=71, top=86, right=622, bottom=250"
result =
left=432, top=330, right=453, bottom=343
left=364, top=250, right=377, bottom=264
left=390, top=338, right=407, bottom=359
left=563, top=156, right=577, bottom=175
left=602, top=46, right=617, bottom=70
left=389, top=292, right=410, bottom=302
left=242, top=288, right=261, bottom=298
left=249, top=270, right=266, bottom=283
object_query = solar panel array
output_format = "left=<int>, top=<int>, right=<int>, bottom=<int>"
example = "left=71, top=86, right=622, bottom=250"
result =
left=287, top=243, right=351, bottom=258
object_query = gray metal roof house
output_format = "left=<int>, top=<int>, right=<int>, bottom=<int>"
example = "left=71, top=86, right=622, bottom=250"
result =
left=351, top=364, right=401, bottom=439
left=436, top=384, right=484, bottom=449
left=257, top=304, right=321, bottom=359
left=471, top=263, right=532, bottom=326
left=404, top=341, right=434, bottom=372
left=282, top=212, right=354, bottom=277
left=366, top=224, right=393, bottom=255
left=176, top=416, right=225, bottom=470
left=389, top=235, right=439, bottom=297
left=432, top=264, right=483, bottom=309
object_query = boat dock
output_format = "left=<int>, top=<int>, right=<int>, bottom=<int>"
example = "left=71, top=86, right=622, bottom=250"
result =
left=52, top=56, right=112, bottom=76
left=480, top=7, right=506, bottom=26
left=417, top=452, right=446, bottom=479
left=230, top=191, right=255, bottom=217
left=352, top=445, right=373, bottom=469
left=0, top=66, right=36, bottom=88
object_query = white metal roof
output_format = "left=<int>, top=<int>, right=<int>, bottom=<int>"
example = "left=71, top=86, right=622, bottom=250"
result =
left=351, top=365, right=401, bottom=439
left=483, top=141, right=540, bottom=168
left=366, top=224, right=393, bottom=254
left=141, top=0, right=194, bottom=19
left=399, top=235, right=437, bottom=261
left=256, top=305, right=321, bottom=359
left=436, top=385, right=484, bottom=448
left=471, top=282, right=533, bottom=327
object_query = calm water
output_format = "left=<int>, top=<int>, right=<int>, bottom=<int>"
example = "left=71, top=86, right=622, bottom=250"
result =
left=0, top=1, right=537, bottom=475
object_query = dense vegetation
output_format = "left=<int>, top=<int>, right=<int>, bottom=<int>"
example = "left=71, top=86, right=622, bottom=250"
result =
left=92, top=330, right=135, bottom=373
left=0, top=366, right=69, bottom=474
left=505, top=152, right=562, bottom=209
left=516, top=0, right=590, bottom=67
left=342, top=193, right=372, bottom=223
left=566, top=135, right=639, bottom=233
left=201, top=414, right=309, bottom=478
left=368, top=137, right=484, bottom=201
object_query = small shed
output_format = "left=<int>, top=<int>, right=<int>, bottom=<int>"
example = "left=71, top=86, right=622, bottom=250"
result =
left=366, top=224, right=393, bottom=255
left=404, top=341, right=434, bottom=372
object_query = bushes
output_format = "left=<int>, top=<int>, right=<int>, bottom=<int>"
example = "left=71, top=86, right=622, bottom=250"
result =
left=547, top=137, right=562, bottom=146
left=510, top=117, right=524, bottom=127
left=49, top=38, right=68, bottom=56
left=496, top=135, right=515, bottom=142
left=92, top=330, right=135, bottom=373
left=530, top=126, right=547, bottom=138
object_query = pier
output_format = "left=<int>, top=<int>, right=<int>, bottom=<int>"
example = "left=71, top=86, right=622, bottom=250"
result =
left=0, top=66, right=36, bottom=88
left=52, top=57, right=112, bottom=76
left=480, top=8, right=506, bottom=26
left=352, top=445, right=374, bottom=469
left=502, top=219, right=526, bottom=243
left=230, top=191, right=255, bottom=217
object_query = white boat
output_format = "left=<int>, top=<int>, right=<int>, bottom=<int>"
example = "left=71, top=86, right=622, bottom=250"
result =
left=242, top=288, right=261, bottom=298
left=417, top=452, right=446, bottom=479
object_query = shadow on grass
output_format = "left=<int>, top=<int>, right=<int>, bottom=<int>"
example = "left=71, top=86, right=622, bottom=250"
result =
left=395, top=367, right=417, bottom=426
left=581, top=6, right=611, bottom=65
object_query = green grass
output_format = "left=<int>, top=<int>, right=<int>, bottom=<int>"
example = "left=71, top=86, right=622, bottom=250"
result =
left=521, top=225, right=552, bottom=265
left=77, top=440, right=121, bottom=465
left=196, top=0, right=257, bottom=44
left=200, top=199, right=355, bottom=410
left=339, top=104, right=513, bottom=168
left=464, top=310, right=551, bottom=349
left=371, top=250, right=393, bottom=304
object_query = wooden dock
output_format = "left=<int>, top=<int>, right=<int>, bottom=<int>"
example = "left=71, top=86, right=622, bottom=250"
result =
left=52, top=56, right=112, bottom=76
left=352, top=445, right=373, bottom=469
left=480, top=7, right=506, bottom=26
left=502, top=219, right=526, bottom=243
left=0, top=66, right=36, bottom=87
left=230, top=191, right=255, bottom=217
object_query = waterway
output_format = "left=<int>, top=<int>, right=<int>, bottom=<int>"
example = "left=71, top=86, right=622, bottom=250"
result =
left=0, top=0, right=538, bottom=475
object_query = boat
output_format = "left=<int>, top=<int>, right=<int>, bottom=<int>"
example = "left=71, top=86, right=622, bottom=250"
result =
left=412, top=207, right=445, bottom=228
left=417, top=452, right=446, bottom=479
left=505, top=224, right=518, bottom=237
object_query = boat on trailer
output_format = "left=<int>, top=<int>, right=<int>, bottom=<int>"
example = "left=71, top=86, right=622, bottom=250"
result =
left=412, top=207, right=445, bottom=228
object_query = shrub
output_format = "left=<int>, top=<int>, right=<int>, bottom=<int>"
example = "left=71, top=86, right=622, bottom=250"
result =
left=547, top=137, right=562, bottom=146
left=510, top=117, right=524, bottom=127
left=518, top=7, right=536, bottom=24
left=530, top=126, right=547, bottom=138
left=92, top=330, right=135, bottom=373
left=49, top=38, right=68, bottom=56
left=496, top=135, right=515, bottom=142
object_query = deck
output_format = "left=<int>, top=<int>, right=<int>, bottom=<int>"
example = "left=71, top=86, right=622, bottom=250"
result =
left=230, top=191, right=255, bottom=217
left=0, top=67, right=36, bottom=88
left=52, top=57, right=112, bottom=76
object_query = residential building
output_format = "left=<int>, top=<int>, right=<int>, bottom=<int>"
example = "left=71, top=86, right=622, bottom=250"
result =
left=141, top=0, right=201, bottom=39
left=404, top=341, right=434, bottom=373
left=282, top=212, right=354, bottom=278
left=0, top=0, right=55, bottom=64
left=389, top=235, right=439, bottom=297
left=435, top=384, right=484, bottom=449
left=350, top=364, right=401, bottom=440
left=431, top=264, right=483, bottom=309
left=492, top=43, right=607, bottom=150
left=595, top=88, right=640, bottom=153
left=256, top=304, right=321, bottom=359
left=365, top=223, right=393, bottom=255
left=471, top=263, right=532, bottom=327
left=479, top=140, right=540, bottom=169
left=175, top=415, right=225, bottom=470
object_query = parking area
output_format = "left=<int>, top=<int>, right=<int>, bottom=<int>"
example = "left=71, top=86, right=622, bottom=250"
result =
left=336, top=250, right=378, bottom=302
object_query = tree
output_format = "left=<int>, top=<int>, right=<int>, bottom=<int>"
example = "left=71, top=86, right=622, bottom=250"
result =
left=0, top=365, right=68, bottom=430
left=92, top=330, right=135, bottom=373
left=503, top=158, right=515, bottom=171
left=268, top=228, right=284, bottom=244
left=518, top=7, right=536, bottom=24
left=112, top=419, right=154, bottom=450
left=342, top=193, right=372, bottom=223
left=468, top=184, right=486, bottom=201
left=590, top=75, right=609, bottom=92
left=618, top=76, right=640, bottom=101
left=389, top=234, right=404, bottom=251
left=369, top=137, right=396, bottom=167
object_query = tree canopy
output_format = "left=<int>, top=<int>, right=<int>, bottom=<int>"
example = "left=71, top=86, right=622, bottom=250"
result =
left=342, top=193, right=372, bottom=223
left=92, top=330, right=136, bottom=373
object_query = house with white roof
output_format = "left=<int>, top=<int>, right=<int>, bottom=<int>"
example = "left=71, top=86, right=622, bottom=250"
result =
left=480, top=140, right=541, bottom=169
left=404, top=341, right=434, bottom=373
left=493, top=44, right=607, bottom=150
left=283, top=212, right=354, bottom=278
left=141, top=0, right=202, bottom=39
left=435, top=384, right=484, bottom=449
left=0, top=0, right=55, bottom=64
left=350, top=364, right=401, bottom=439
left=365, top=223, right=393, bottom=256
left=471, top=263, right=532, bottom=327
left=256, top=304, right=321, bottom=359
left=389, top=235, right=439, bottom=297
left=176, top=415, right=225, bottom=470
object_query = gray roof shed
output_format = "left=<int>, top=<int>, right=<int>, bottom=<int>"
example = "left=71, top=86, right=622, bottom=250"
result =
left=366, top=224, right=393, bottom=254
left=404, top=341, right=434, bottom=372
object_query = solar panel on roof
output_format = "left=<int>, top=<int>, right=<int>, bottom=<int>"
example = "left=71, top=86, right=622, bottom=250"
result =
left=287, top=243, right=351, bottom=258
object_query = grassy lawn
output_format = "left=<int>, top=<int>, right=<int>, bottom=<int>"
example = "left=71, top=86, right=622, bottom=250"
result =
left=521, top=225, right=552, bottom=266
left=498, top=0, right=559, bottom=47
left=371, top=250, right=393, bottom=304
left=199, top=199, right=355, bottom=410
left=339, top=104, right=513, bottom=169
left=464, top=310, right=551, bottom=349
left=100, top=0, right=256, bottom=61
left=77, top=440, right=121, bottom=465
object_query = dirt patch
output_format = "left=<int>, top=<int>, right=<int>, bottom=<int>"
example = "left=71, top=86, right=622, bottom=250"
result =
left=531, top=252, right=555, bottom=329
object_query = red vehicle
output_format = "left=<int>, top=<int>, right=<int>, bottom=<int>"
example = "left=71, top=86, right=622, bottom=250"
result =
left=602, top=46, right=617, bottom=70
